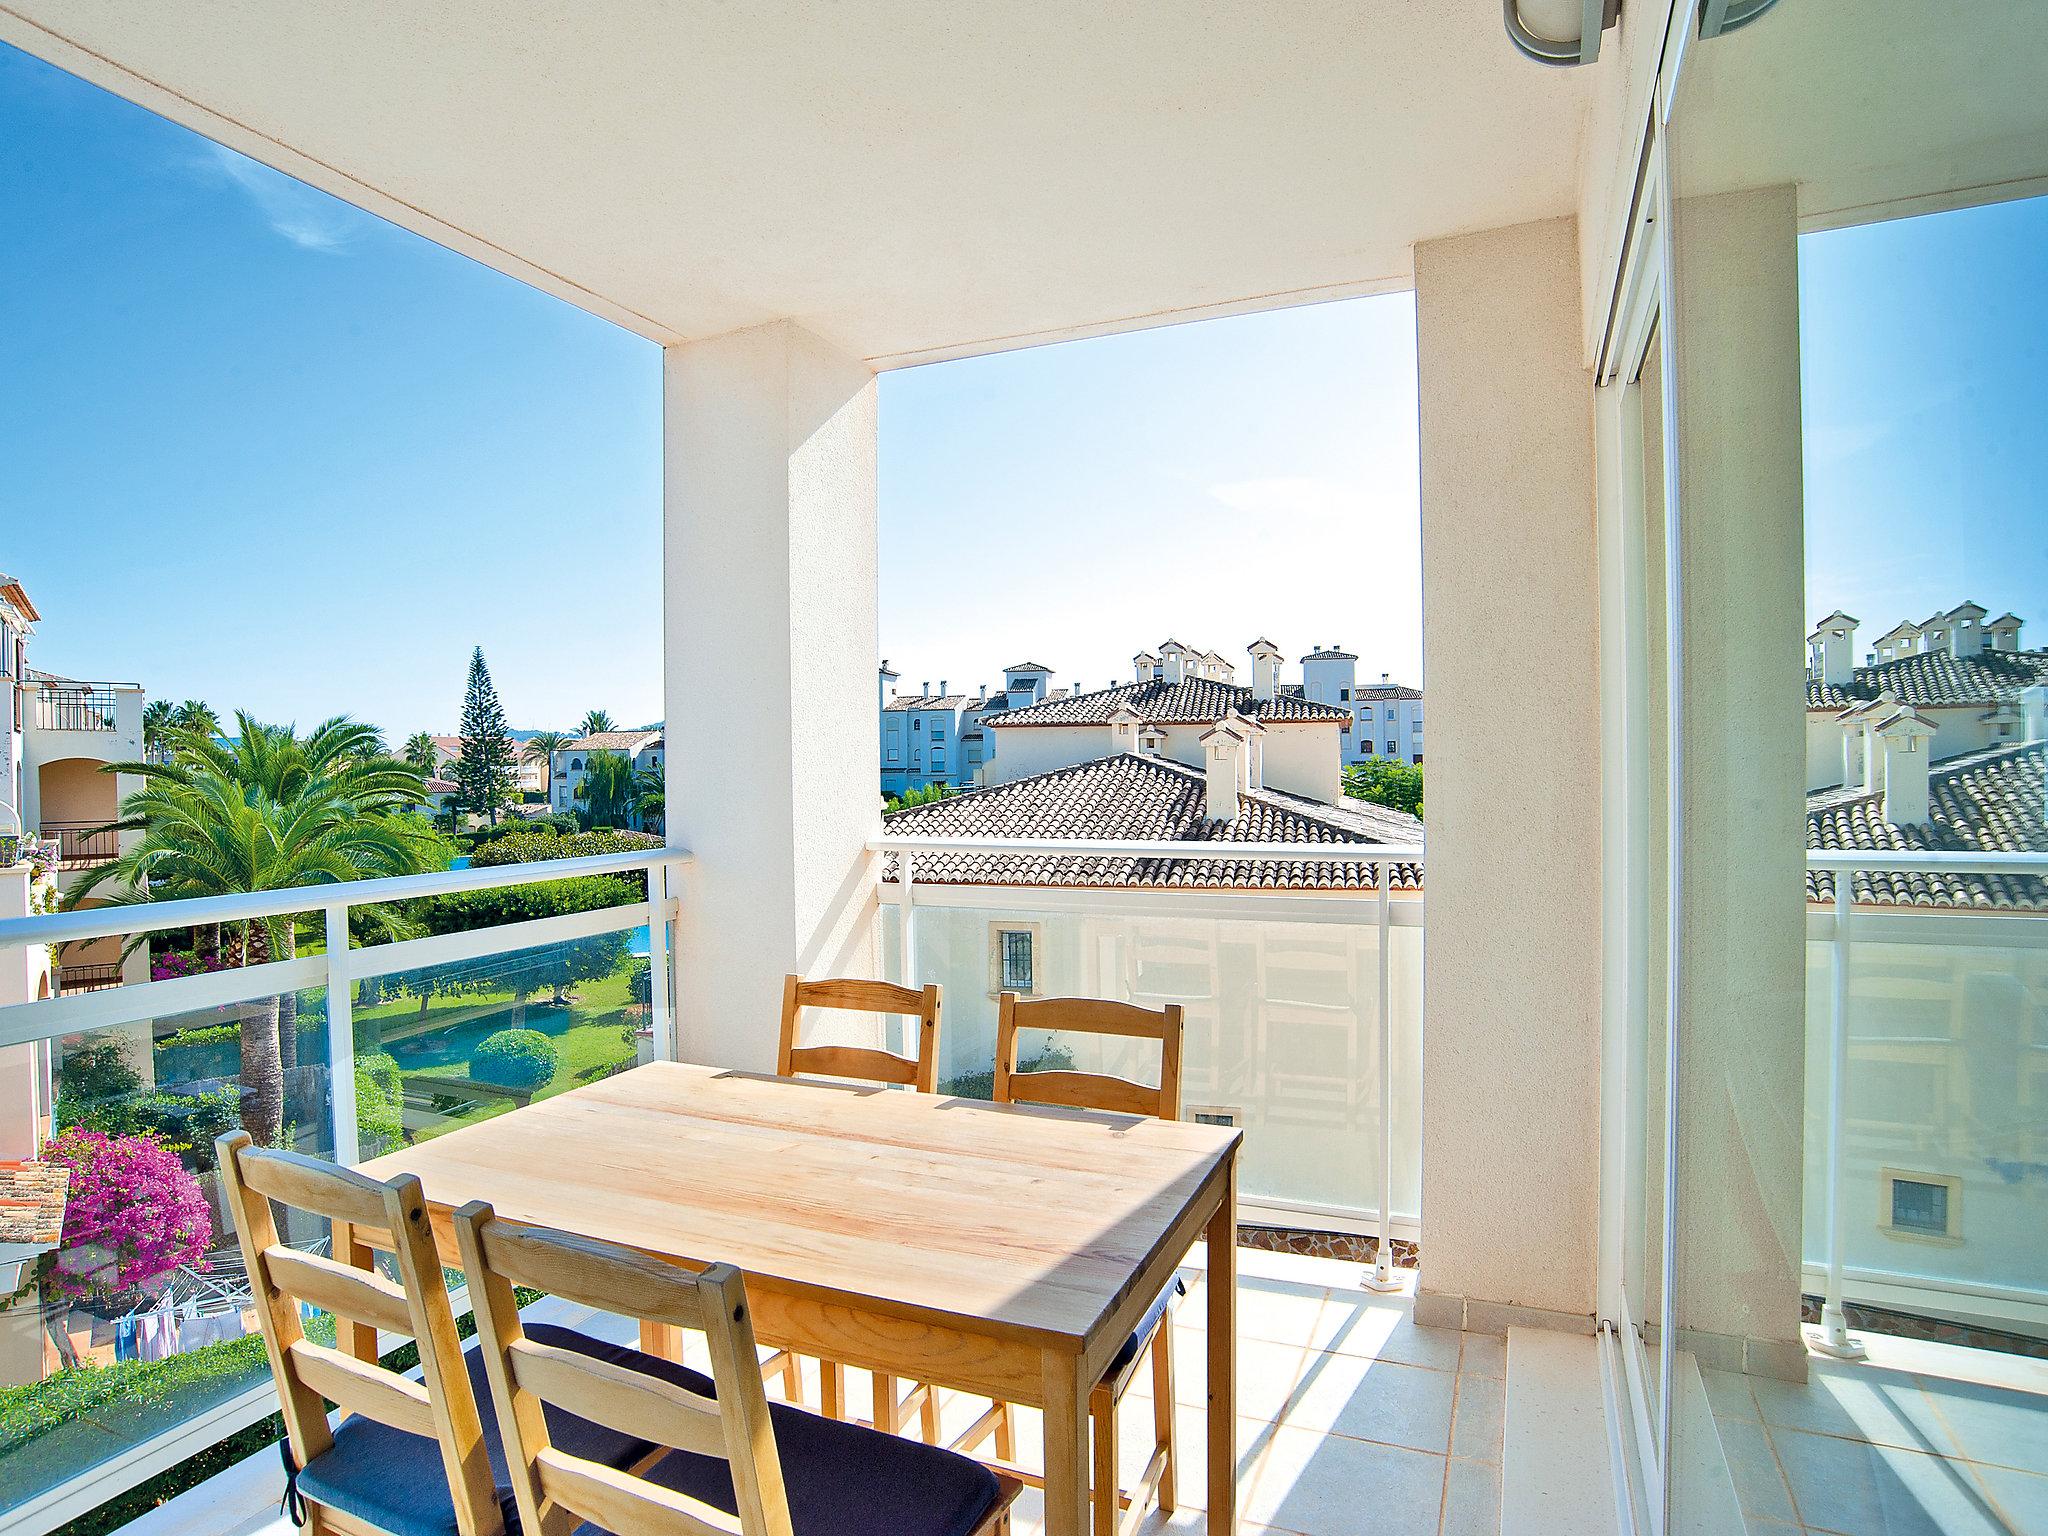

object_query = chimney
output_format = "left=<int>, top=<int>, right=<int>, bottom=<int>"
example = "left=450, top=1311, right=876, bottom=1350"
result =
left=1248, top=638, right=1282, bottom=702
left=920, top=681, right=930, bottom=698
left=2024, top=684, right=2048, bottom=744
left=1133, top=650, right=1158, bottom=684
left=1989, top=614, right=2023, bottom=654
left=1201, top=722, right=1244, bottom=821
left=1877, top=705, right=1937, bottom=826
left=1946, top=603, right=1988, bottom=658
left=1860, top=689, right=1898, bottom=792
left=940, top=679, right=948, bottom=697
left=1160, top=643, right=1187, bottom=686
left=1810, top=612, right=1858, bottom=689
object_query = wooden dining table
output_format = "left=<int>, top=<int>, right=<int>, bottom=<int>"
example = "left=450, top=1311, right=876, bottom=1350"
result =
left=352, top=1060, right=1242, bottom=1536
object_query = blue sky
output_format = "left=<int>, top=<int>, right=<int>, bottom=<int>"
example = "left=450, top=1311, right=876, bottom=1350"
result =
left=0, top=44, right=664, bottom=741
left=1799, top=196, right=2048, bottom=641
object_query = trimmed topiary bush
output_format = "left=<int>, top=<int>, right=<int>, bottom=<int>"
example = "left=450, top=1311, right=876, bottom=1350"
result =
left=469, top=1029, right=557, bottom=1092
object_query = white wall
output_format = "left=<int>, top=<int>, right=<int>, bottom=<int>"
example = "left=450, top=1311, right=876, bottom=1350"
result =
left=1415, top=215, right=1604, bottom=1329
left=987, top=720, right=1340, bottom=802
left=664, top=321, right=880, bottom=1071
left=1807, top=703, right=2020, bottom=791
left=984, top=725, right=1116, bottom=785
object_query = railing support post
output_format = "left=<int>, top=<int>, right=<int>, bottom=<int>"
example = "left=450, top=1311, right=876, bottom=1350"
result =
left=648, top=859, right=674, bottom=1063
left=1809, top=876, right=1866, bottom=1359
left=897, top=852, right=917, bottom=990
left=1364, top=859, right=1402, bottom=1292
left=324, top=904, right=360, bottom=1166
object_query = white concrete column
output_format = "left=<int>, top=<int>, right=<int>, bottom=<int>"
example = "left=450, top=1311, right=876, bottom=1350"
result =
left=1415, top=216, right=1603, bottom=1330
left=663, top=321, right=881, bottom=1072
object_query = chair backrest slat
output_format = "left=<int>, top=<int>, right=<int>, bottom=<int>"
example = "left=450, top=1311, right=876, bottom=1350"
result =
left=996, top=993, right=1185, bottom=1120
left=288, top=1337, right=440, bottom=1436
left=534, top=1448, right=745, bottom=1536
left=507, top=1335, right=729, bottom=1458
left=778, top=974, right=940, bottom=1094
left=454, top=1201, right=796, bottom=1536
left=237, top=1146, right=395, bottom=1232
left=215, top=1131, right=504, bottom=1536
left=472, top=1218, right=714, bottom=1331
left=995, top=1067, right=1161, bottom=1118
left=264, top=1246, right=416, bottom=1336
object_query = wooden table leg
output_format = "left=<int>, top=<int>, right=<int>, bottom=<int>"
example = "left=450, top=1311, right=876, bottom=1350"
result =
left=640, top=1321, right=680, bottom=1361
left=1042, top=1349, right=1091, bottom=1536
left=1207, top=1156, right=1239, bottom=1535
left=333, top=1221, right=380, bottom=1364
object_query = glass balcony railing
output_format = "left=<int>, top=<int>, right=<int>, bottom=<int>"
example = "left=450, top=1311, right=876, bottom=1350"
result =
left=871, top=834, right=1424, bottom=1258
left=1804, top=850, right=2048, bottom=1349
left=0, top=848, right=685, bottom=1535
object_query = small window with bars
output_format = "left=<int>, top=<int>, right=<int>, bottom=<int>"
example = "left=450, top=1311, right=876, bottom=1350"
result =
left=998, top=929, right=1034, bottom=993
left=1880, top=1169, right=1961, bottom=1242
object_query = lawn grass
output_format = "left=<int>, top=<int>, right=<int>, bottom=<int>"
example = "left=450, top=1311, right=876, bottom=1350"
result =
left=380, top=966, right=644, bottom=1142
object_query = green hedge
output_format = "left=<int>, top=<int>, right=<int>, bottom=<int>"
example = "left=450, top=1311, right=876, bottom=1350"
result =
left=0, top=1334, right=270, bottom=1456
left=409, top=874, right=642, bottom=935
left=467, top=828, right=662, bottom=870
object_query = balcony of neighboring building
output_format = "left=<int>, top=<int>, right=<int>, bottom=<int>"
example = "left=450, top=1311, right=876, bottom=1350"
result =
left=33, top=756, right=121, bottom=871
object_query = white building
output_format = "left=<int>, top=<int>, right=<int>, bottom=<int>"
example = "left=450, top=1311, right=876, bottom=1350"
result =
left=1, top=572, right=146, bottom=996
left=1298, top=645, right=1425, bottom=765
left=880, top=660, right=1053, bottom=798
left=1805, top=605, right=2048, bottom=791
left=549, top=729, right=664, bottom=816
left=983, top=638, right=1350, bottom=803
left=427, top=733, right=548, bottom=799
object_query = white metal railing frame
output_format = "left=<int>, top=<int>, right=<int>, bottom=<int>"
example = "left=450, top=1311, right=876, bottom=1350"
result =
left=870, top=834, right=1424, bottom=1283
left=1802, top=847, right=2048, bottom=1358
left=0, top=846, right=692, bottom=1162
left=0, top=845, right=690, bottom=1536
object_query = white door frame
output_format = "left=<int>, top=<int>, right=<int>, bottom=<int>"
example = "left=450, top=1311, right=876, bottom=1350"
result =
left=1594, top=87, right=1685, bottom=1536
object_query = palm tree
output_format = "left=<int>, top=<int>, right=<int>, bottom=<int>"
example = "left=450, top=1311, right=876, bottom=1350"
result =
left=578, top=709, right=617, bottom=736
left=632, top=765, right=664, bottom=833
left=522, top=731, right=573, bottom=806
left=142, top=700, right=176, bottom=762
left=75, top=714, right=441, bottom=1143
left=577, top=749, right=637, bottom=828
left=402, top=730, right=441, bottom=779
left=171, top=699, right=222, bottom=740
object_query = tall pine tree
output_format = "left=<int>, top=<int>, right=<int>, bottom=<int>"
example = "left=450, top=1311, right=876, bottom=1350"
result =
left=453, top=646, right=516, bottom=825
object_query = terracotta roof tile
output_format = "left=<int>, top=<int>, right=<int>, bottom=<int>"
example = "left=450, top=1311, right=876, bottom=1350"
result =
left=990, top=676, right=1350, bottom=727
left=1806, top=648, right=2048, bottom=711
left=1806, top=743, right=2047, bottom=910
left=880, top=752, right=1420, bottom=891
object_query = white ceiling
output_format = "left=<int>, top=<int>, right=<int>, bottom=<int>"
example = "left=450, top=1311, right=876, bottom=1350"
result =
left=1672, top=0, right=2048, bottom=228
left=0, top=2, right=1598, bottom=364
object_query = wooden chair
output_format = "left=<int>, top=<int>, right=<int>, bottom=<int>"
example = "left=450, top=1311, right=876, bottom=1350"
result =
left=452, top=1198, right=1021, bottom=1536
left=968, top=994, right=1187, bottom=1536
left=217, top=1129, right=505, bottom=1536
left=775, top=973, right=943, bottom=1438
left=217, top=1132, right=673, bottom=1536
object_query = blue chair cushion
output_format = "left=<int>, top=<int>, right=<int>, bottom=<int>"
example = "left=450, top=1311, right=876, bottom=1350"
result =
left=294, top=1323, right=661, bottom=1536
left=1103, top=1274, right=1186, bottom=1381
left=570, top=1354, right=1005, bottom=1536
